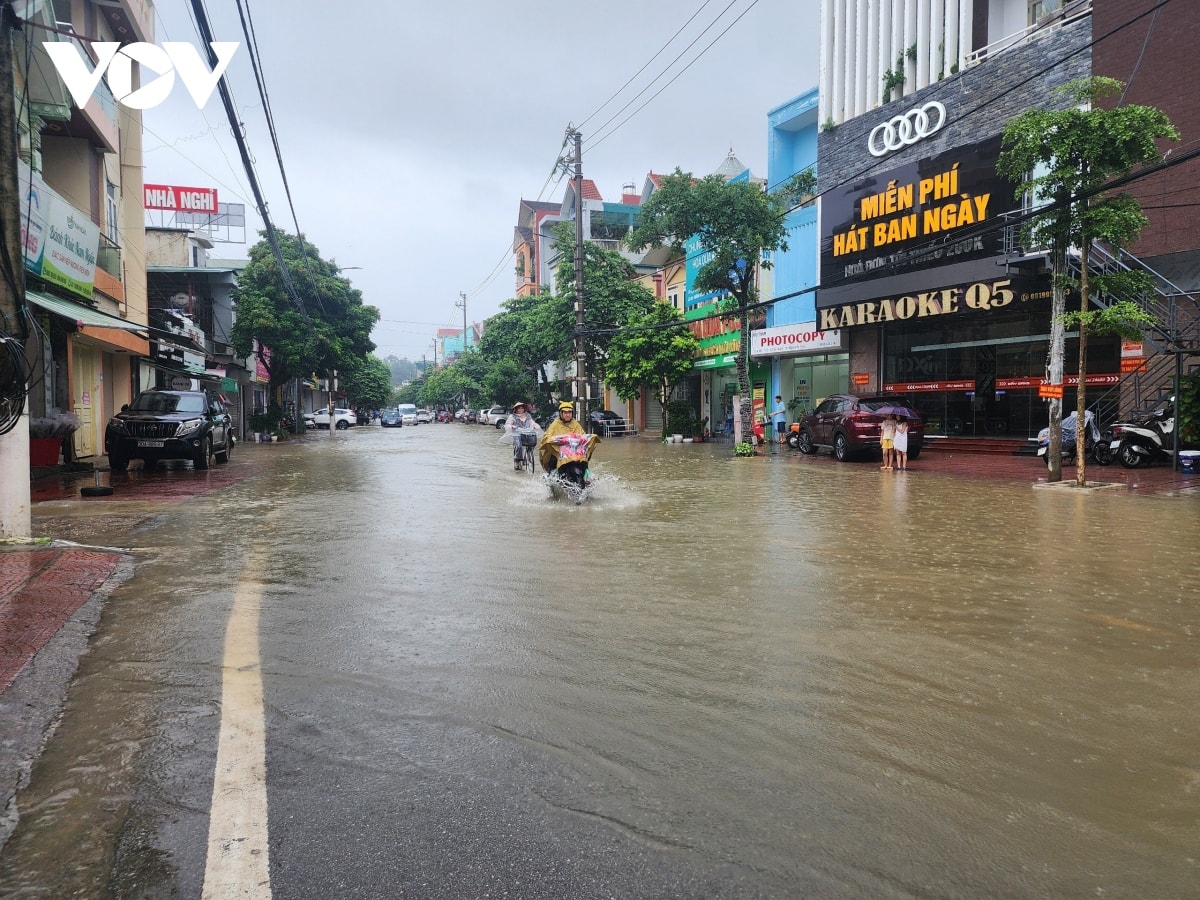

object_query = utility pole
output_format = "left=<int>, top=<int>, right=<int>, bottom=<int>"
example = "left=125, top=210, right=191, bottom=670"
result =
left=0, top=0, right=32, bottom=540
left=457, top=291, right=468, bottom=359
left=570, top=128, right=587, bottom=421
left=430, top=340, right=438, bottom=369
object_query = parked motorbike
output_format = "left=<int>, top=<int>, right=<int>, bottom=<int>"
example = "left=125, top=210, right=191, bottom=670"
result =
left=1109, top=400, right=1176, bottom=469
left=1036, top=409, right=1112, bottom=468
left=541, top=433, right=598, bottom=504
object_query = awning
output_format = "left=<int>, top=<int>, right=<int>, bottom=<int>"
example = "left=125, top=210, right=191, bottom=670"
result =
left=149, top=360, right=221, bottom=383
left=26, top=290, right=146, bottom=332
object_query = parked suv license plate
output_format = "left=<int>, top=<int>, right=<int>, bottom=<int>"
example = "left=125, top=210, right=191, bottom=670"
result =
left=138, top=440, right=166, bottom=448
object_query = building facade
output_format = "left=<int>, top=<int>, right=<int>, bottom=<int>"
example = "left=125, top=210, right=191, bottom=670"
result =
left=811, top=1, right=1187, bottom=440
left=13, top=0, right=153, bottom=463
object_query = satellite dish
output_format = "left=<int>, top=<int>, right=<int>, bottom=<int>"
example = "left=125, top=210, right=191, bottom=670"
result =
left=169, top=293, right=190, bottom=308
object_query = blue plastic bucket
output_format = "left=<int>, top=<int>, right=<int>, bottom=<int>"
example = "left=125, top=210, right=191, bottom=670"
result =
left=1180, top=451, right=1199, bottom=475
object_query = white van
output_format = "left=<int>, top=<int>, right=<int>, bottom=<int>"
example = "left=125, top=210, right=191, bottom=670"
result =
left=397, top=403, right=419, bottom=426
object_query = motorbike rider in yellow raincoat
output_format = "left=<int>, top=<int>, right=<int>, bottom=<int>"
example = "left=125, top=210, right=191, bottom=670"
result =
left=538, top=401, right=593, bottom=474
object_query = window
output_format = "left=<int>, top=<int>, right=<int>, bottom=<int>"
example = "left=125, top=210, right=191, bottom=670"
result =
left=105, top=180, right=118, bottom=243
left=1029, top=0, right=1061, bottom=23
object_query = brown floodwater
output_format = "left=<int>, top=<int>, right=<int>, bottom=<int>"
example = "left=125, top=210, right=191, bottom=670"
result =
left=4, top=423, right=1198, bottom=897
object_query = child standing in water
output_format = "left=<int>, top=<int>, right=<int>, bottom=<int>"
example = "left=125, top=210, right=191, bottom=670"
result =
left=893, top=415, right=910, bottom=470
left=880, top=413, right=896, bottom=470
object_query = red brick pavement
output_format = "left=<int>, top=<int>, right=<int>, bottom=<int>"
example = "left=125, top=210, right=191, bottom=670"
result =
left=0, top=549, right=120, bottom=692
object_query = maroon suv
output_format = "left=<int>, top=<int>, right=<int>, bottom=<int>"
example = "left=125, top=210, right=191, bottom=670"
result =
left=793, top=394, right=924, bottom=461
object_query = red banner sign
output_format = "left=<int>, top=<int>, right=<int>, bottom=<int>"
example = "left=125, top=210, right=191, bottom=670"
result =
left=997, top=373, right=1121, bottom=390
left=144, top=184, right=219, bottom=213
left=882, top=379, right=975, bottom=393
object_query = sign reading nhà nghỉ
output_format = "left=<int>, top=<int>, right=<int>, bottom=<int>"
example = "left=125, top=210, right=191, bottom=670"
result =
left=144, top=184, right=219, bottom=213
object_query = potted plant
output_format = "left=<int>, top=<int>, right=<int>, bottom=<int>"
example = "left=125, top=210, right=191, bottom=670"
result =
left=28, top=410, right=80, bottom=466
left=249, top=411, right=276, bottom=442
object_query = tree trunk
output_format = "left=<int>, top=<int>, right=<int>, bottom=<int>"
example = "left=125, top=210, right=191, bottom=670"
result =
left=736, top=297, right=753, bottom=447
left=1076, top=238, right=1090, bottom=487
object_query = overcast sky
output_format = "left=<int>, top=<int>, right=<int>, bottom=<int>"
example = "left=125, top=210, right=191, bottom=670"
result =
left=144, top=0, right=820, bottom=361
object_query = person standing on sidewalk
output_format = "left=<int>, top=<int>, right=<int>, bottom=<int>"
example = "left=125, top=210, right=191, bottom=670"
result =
left=893, top=416, right=910, bottom=470
left=880, top=413, right=897, bottom=470
left=771, top=396, right=787, bottom=444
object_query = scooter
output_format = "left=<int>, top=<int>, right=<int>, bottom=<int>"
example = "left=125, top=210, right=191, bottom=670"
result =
left=541, top=433, right=598, bottom=504
left=1036, top=409, right=1112, bottom=468
left=1109, top=400, right=1176, bottom=469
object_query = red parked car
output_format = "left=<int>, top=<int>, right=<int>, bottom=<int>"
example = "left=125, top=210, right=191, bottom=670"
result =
left=792, top=394, right=924, bottom=461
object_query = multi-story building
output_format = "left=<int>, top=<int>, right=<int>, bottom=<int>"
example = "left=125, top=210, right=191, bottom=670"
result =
left=144, top=227, right=252, bottom=435
left=13, top=0, right=153, bottom=462
left=753, top=87, right=827, bottom=424
left=814, top=0, right=1197, bottom=439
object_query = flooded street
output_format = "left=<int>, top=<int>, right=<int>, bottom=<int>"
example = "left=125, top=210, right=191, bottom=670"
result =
left=4, top=423, right=1199, bottom=897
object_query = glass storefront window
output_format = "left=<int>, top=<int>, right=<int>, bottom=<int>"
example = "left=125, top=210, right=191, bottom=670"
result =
left=788, top=353, right=849, bottom=416
left=881, top=307, right=1120, bottom=439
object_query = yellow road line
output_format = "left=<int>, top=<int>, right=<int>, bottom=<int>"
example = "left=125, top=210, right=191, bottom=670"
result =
left=202, top=569, right=271, bottom=899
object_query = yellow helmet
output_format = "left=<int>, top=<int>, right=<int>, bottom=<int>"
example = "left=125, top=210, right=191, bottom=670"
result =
left=558, top=401, right=575, bottom=412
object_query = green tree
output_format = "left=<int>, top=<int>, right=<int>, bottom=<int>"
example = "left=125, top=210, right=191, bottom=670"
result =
left=340, top=355, right=393, bottom=412
left=481, top=358, right=539, bottom=410
left=479, top=290, right=564, bottom=390
left=418, top=365, right=477, bottom=411
left=548, top=225, right=656, bottom=384
left=604, top=304, right=700, bottom=435
left=230, top=231, right=379, bottom=400
left=626, top=168, right=814, bottom=446
left=998, top=77, right=1177, bottom=485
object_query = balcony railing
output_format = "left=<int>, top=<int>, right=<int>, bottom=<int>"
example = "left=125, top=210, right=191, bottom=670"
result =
left=964, top=0, right=1092, bottom=68
left=97, top=233, right=122, bottom=278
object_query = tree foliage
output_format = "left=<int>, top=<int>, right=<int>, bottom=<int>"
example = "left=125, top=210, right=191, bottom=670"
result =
left=604, top=304, right=699, bottom=434
left=230, top=231, right=379, bottom=398
left=625, top=168, right=814, bottom=446
left=340, top=355, right=393, bottom=411
left=998, top=77, right=1177, bottom=484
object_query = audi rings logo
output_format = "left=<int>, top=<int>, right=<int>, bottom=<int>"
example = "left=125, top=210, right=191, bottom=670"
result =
left=867, top=101, right=947, bottom=157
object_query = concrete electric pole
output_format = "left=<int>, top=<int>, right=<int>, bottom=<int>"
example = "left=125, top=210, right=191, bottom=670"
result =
left=570, top=128, right=587, bottom=422
left=456, top=291, right=468, bottom=358
left=0, top=0, right=32, bottom=539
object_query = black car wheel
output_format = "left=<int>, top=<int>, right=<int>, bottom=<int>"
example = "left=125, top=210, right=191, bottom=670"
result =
left=216, top=434, right=232, bottom=463
left=335, top=419, right=350, bottom=430
left=833, top=432, right=851, bottom=461
left=109, top=449, right=129, bottom=472
left=908, top=446, right=921, bottom=460
left=797, top=429, right=816, bottom=454
left=193, top=436, right=213, bottom=470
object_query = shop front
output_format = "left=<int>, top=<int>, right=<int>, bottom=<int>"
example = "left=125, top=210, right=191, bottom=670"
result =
left=751, top=323, right=848, bottom=419
left=820, top=280, right=1122, bottom=440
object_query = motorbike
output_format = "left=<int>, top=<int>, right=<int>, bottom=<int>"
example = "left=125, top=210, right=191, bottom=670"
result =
left=540, top=433, right=598, bottom=504
left=1109, top=400, right=1176, bottom=469
left=1036, top=409, right=1112, bottom=468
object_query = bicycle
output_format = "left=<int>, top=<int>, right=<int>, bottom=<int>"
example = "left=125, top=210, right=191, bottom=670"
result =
left=515, top=432, right=537, bottom=474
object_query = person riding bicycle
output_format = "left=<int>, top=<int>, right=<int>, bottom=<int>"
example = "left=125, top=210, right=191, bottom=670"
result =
left=538, top=401, right=588, bottom=474
left=506, top=401, right=540, bottom=470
